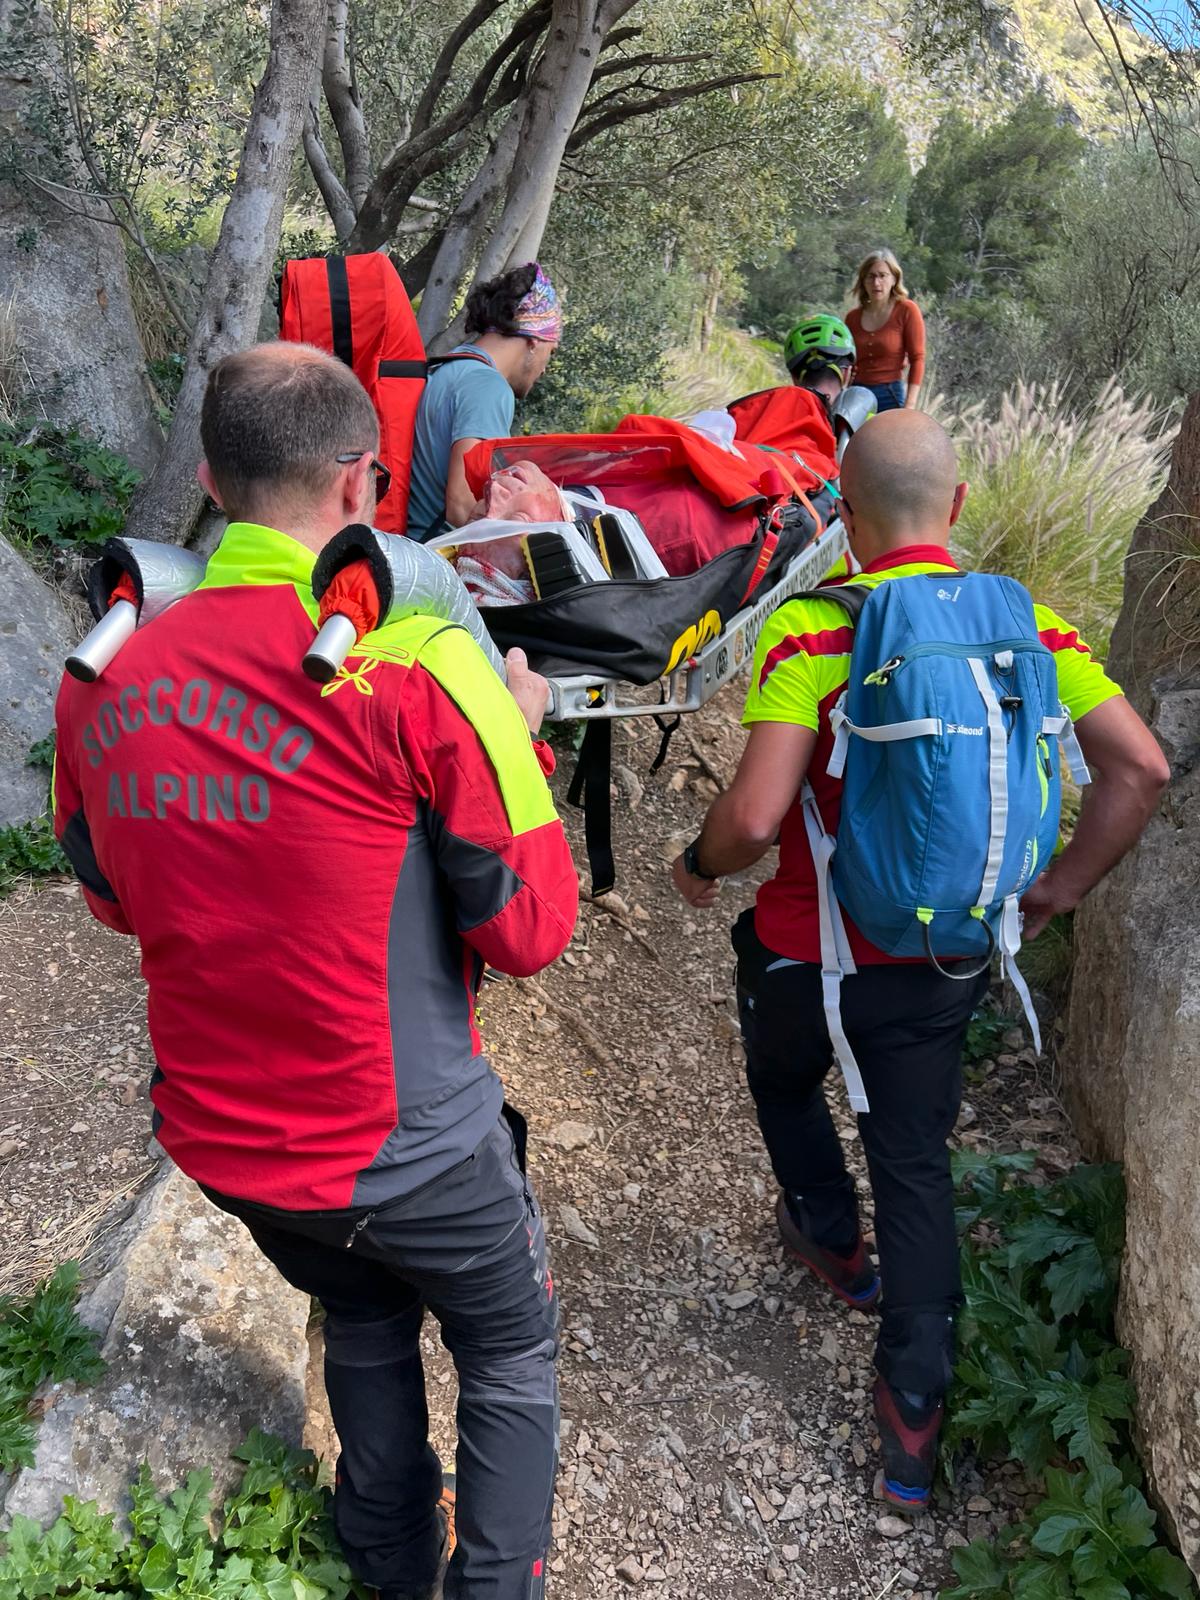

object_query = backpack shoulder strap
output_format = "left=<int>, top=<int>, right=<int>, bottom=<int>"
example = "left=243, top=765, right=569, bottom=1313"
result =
left=426, top=351, right=496, bottom=372
left=796, top=581, right=870, bottom=622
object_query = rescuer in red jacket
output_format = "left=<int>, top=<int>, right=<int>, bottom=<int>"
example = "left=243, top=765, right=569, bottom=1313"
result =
left=53, top=341, right=579, bottom=1600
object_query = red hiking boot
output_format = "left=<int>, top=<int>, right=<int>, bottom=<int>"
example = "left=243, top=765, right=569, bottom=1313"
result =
left=873, top=1377, right=943, bottom=1513
left=775, top=1192, right=881, bottom=1310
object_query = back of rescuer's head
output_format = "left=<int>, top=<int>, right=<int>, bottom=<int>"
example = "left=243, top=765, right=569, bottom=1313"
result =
left=200, top=342, right=379, bottom=525
left=839, top=409, right=966, bottom=565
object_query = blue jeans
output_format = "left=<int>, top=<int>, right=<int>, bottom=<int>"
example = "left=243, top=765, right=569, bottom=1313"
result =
left=869, top=381, right=907, bottom=413
left=206, top=1110, right=558, bottom=1600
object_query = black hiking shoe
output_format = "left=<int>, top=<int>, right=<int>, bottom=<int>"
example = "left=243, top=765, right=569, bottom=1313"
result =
left=775, top=1192, right=881, bottom=1310
left=873, top=1377, right=943, bottom=1513
left=376, top=1476, right=456, bottom=1600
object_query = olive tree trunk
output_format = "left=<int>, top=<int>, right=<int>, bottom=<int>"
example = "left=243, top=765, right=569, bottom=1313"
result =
left=420, top=0, right=638, bottom=352
left=120, top=0, right=326, bottom=545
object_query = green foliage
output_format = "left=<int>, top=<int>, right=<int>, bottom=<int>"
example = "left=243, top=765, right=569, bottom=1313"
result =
left=0, top=1264, right=104, bottom=1473
left=59, top=0, right=266, bottom=253
left=0, top=420, right=139, bottom=553
left=941, top=1156, right=1196, bottom=1600
left=0, top=816, right=69, bottom=895
left=962, top=1006, right=1007, bottom=1067
left=947, top=379, right=1176, bottom=655
left=741, top=85, right=913, bottom=338
left=25, top=732, right=57, bottom=773
left=1024, top=131, right=1200, bottom=406
left=908, top=98, right=1085, bottom=301
left=0, top=1429, right=361, bottom=1598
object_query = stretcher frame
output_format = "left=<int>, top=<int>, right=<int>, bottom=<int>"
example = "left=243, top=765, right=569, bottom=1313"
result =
left=541, top=519, right=848, bottom=722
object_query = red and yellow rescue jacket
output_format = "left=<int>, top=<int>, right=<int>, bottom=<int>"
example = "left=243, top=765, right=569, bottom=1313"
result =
left=53, top=522, right=578, bottom=1211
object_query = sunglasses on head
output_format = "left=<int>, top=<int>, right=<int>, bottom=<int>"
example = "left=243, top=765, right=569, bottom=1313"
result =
left=336, top=452, right=392, bottom=502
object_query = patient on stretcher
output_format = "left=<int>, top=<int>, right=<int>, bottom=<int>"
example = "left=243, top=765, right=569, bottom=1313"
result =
left=432, top=461, right=645, bottom=607
left=447, top=463, right=568, bottom=605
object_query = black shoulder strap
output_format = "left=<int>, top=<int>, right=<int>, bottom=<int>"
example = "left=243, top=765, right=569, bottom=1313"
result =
left=797, top=582, right=870, bottom=622
left=326, top=256, right=353, bottom=368
left=426, top=351, right=495, bottom=372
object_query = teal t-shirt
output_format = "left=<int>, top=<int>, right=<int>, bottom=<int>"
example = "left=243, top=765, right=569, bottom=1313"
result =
left=406, top=346, right=515, bottom=539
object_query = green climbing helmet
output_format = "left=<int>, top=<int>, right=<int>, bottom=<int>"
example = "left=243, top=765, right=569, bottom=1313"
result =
left=783, top=314, right=856, bottom=379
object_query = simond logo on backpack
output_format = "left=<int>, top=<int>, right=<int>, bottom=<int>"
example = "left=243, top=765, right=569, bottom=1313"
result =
left=798, top=571, right=1091, bottom=1115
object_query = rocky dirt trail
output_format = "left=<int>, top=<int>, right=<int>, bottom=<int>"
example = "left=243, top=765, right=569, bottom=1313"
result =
left=0, top=686, right=1075, bottom=1597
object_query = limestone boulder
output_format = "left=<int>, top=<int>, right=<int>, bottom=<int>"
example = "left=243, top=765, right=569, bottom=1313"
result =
left=1063, top=395, right=1200, bottom=1573
left=1065, top=685, right=1200, bottom=1567
left=0, top=0, right=162, bottom=473
left=0, top=536, right=72, bottom=825
left=2, top=1165, right=311, bottom=1524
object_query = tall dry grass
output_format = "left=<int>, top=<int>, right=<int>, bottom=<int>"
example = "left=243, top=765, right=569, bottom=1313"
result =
left=658, top=325, right=782, bottom=420
left=0, top=293, right=31, bottom=426
left=947, top=378, right=1178, bottom=654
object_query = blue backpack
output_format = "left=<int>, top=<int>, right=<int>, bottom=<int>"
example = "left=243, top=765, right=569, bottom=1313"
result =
left=800, top=571, right=1090, bottom=1113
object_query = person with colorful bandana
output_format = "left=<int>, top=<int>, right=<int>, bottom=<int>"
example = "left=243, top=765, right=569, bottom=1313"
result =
left=407, top=263, right=562, bottom=540
left=54, top=341, right=579, bottom=1600
left=670, top=410, right=1168, bottom=1510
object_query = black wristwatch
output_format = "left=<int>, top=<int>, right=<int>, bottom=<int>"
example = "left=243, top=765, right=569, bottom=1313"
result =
left=682, top=836, right=716, bottom=881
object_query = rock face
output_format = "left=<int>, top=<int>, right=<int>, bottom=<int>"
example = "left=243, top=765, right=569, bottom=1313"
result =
left=2, top=1165, right=311, bottom=1524
left=1063, top=396, right=1200, bottom=1574
left=0, top=0, right=162, bottom=473
left=0, top=536, right=72, bottom=825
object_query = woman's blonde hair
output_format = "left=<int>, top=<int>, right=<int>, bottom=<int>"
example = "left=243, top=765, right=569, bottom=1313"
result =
left=850, top=249, right=910, bottom=309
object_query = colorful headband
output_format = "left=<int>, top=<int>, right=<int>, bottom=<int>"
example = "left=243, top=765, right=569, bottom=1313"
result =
left=510, top=263, right=562, bottom=344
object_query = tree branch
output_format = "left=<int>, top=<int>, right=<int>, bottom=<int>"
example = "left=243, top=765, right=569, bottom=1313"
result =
left=348, top=0, right=550, bottom=249
left=589, top=49, right=711, bottom=82
left=321, top=0, right=371, bottom=209
left=598, top=22, right=642, bottom=51
left=19, top=170, right=193, bottom=339
left=567, top=70, right=773, bottom=151
left=303, top=99, right=357, bottom=240
left=410, top=0, right=504, bottom=138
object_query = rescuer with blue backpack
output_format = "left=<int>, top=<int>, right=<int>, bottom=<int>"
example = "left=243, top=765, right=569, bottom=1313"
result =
left=672, top=409, right=1169, bottom=1509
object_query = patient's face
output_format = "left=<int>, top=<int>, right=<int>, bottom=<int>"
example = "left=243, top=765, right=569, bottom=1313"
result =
left=483, top=462, right=563, bottom=522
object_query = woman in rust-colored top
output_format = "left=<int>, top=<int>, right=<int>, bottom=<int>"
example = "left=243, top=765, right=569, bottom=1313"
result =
left=845, top=249, right=925, bottom=413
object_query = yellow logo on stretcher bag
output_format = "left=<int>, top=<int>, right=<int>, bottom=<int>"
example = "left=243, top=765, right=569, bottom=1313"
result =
left=664, top=610, right=722, bottom=674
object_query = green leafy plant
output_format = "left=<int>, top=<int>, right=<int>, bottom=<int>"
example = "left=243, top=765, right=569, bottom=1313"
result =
left=942, top=1156, right=1196, bottom=1600
left=0, top=816, right=69, bottom=895
left=0, top=1429, right=362, bottom=1598
left=25, top=732, right=57, bottom=773
left=0, top=420, right=139, bottom=553
left=963, top=1007, right=1008, bottom=1068
left=0, top=1263, right=105, bottom=1472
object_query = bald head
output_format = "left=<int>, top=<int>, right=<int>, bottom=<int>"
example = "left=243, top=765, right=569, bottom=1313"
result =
left=201, top=341, right=379, bottom=523
left=841, top=411, right=962, bottom=556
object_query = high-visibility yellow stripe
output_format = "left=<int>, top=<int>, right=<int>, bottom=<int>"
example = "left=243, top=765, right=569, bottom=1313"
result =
left=355, top=615, right=557, bottom=837
left=199, top=522, right=319, bottom=623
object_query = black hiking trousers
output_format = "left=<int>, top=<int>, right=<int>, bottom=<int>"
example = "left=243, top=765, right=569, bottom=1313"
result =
left=205, top=1108, right=558, bottom=1600
left=733, top=909, right=988, bottom=1400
